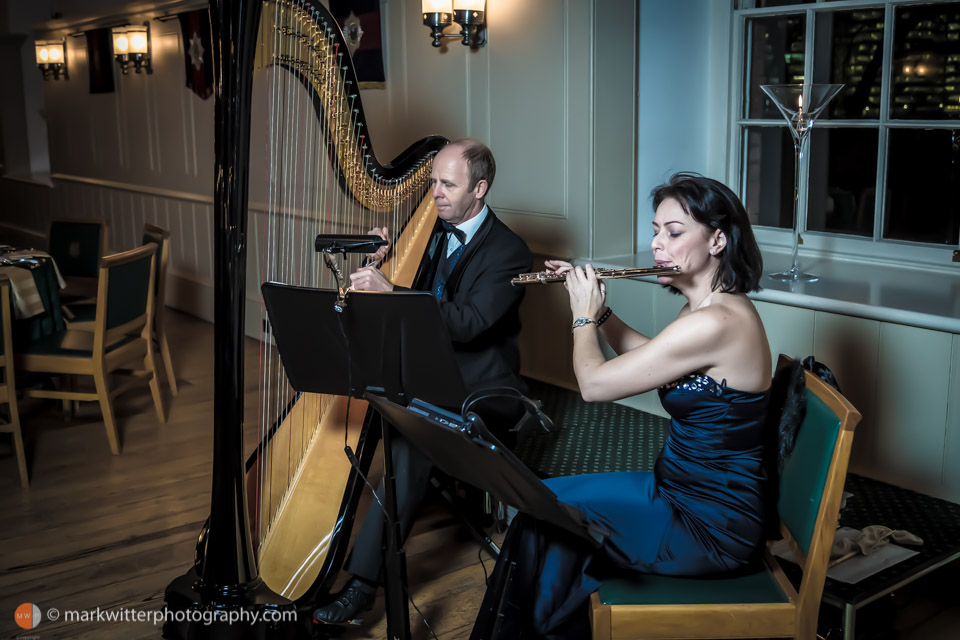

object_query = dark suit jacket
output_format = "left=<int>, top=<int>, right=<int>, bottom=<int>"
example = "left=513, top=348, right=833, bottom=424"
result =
left=401, top=208, right=532, bottom=392
left=341, top=209, right=532, bottom=585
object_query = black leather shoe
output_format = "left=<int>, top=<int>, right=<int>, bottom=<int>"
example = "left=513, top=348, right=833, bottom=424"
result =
left=313, top=578, right=376, bottom=624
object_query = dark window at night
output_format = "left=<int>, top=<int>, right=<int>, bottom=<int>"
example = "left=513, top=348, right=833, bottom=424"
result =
left=816, top=9, right=885, bottom=119
left=745, top=15, right=806, bottom=119
left=885, top=128, right=960, bottom=243
left=892, top=3, right=960, bottom=120
left=807, top=128, right=878, bottom=237
left=739, top=1, right=960, bottom=251
left=742, top=126, right=795, bottom=228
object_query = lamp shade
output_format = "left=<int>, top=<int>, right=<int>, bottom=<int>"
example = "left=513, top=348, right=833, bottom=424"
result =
left=36, top=41, right=64, bottom=65
left=454, top=0, right=485, bottom=11
left=127, top=26, right=149, bottom=54
left=35, top=42, right=50, bottom=63
left=423, top=0, right=453, bottom=12
left=112, top=28, right=130, bottom=53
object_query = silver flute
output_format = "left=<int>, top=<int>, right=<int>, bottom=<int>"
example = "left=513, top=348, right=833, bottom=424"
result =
left=511, top=265, right=681, bottom=285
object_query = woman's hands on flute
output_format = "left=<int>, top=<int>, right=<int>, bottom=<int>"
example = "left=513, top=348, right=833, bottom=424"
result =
left=544, top=259, right=573, bottom=276
left=545, top=260, right=606, bottom=321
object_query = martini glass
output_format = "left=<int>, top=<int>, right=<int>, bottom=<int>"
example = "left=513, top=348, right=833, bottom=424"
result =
left=760, top=83, right=844, bottom=282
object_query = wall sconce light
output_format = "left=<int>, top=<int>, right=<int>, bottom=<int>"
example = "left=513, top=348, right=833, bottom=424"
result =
left=35, top=40, right=68, bottom=80
left=112, top=23, right=152, bottom=74
left=422, top=0, right=486, bottom=48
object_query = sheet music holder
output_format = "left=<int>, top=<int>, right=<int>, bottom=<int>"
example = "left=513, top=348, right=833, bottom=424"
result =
left=364, top=394, right=606, bottom=546
left=260, top=282, right=469, bottom=640
left=261, top=282, right=467, bottom=408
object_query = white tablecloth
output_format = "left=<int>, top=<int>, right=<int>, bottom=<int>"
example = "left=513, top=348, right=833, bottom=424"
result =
left=0, top=251, right=66, bottom=319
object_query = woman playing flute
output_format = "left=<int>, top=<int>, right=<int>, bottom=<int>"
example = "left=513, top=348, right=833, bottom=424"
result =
left=471, top=172, right=771, bottom=639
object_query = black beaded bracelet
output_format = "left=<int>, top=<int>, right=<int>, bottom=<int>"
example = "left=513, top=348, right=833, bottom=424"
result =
left=596, top=306, right=613, bottom=327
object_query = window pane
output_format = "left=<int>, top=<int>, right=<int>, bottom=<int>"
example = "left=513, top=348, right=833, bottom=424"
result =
left=884, top=128, right=960, bottom=244
left=745, top=15, right=806, bottom=119
left=755, top=0, right=814, bottom=7
left=815, top=9, right=884, bottom=119
left=742, top=126, right=794, bottom=228
left=807, top=128, right=878, bottom=236
left=891, top=2, right=960, bottom=120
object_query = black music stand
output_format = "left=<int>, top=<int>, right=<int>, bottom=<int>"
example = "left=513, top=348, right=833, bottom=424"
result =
left=261, top=282, right=469, bottom=640
left=364, top=394, right=606, bottom=640
left=261, top=283, right=466, bottom=407
left=364, top=394, right=604, bottom=545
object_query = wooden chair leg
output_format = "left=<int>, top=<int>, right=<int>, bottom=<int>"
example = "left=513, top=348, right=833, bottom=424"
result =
left=93, top=368, right=121, bottom=455
left=61, top=376, right=73, bottom=415
left=7, top=401, right=28, bottom=488
left=158, top=329, right=178, bottom=397
left=145, top=347, right=166, bottom=424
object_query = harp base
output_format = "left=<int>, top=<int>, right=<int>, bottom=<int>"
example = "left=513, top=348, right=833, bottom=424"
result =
left=163, top=569, right=306, bottom=639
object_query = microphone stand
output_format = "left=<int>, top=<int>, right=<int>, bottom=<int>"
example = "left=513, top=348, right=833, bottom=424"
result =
left=315, top=234, right=388, bottom=313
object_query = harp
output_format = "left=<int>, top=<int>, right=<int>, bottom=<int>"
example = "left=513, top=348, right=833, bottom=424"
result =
left=164, top=0, right=445, bottom=632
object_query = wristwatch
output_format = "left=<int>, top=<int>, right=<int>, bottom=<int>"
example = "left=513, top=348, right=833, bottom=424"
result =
left=571, top=317, right=596, bottom=331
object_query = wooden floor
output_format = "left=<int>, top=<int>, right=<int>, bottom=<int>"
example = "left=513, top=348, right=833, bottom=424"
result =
left=0, top=310, right=498, bottom=639
left=4, top=310, right=958, bottom=640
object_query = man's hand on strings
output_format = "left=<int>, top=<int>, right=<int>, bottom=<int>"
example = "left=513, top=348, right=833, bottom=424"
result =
left=365, top=227, right=391, bottom=264
left=349, top=265, right=395, bottom=292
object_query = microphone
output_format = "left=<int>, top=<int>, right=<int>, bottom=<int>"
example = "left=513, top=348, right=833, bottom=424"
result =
left=315, top=234, right=388, bottom=254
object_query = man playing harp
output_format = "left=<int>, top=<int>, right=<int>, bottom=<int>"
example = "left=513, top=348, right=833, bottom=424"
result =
left=314, top=138, right=533, bottom=624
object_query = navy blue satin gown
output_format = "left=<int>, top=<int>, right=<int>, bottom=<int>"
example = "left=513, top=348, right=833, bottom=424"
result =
left=471, top=374, right=770, bottom=639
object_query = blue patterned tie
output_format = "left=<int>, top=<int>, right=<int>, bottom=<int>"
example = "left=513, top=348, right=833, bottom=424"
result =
left=434, top=223, right=467, bottom=300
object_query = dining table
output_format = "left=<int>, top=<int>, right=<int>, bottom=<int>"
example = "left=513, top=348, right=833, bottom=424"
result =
left=0, top=247, right=66, bottom=351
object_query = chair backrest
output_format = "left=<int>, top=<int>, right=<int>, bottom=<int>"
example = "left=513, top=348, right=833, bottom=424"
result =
left=92, top=245, right=157, bottom=350
left=48, top=218, right=109, bottom=278
left=774, top=354, right=860, bottom=618
left=141, top=223, right=171, bottom=311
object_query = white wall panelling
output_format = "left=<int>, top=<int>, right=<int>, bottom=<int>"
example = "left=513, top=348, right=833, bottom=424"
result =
left=945, top=335, right=960, bottom=497
left=2, top=0, right=634, bottom=326
left=874, top=323, right=953, bottom=499
left=809, top=312, right=880, bottom=475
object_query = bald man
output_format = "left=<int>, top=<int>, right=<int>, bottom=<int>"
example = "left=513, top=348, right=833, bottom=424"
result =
left=314, top=139, right=532, bottom=624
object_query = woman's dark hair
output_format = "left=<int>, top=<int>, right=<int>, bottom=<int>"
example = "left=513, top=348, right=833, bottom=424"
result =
left=651, top=172, right=763, bottom=294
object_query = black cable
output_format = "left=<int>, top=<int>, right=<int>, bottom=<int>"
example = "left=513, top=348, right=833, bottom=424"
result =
left=461, top=386, right=555, bottom=433
left=335, top=305, right=353, bottom=452
left=479, top=546, right=491, bottom=587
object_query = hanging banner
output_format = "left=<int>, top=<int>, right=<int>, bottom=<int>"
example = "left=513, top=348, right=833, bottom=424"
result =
left=85, top=28, right=115, bottom=94
left=179, top=9, right=214, bottom=99
left=330, top=0, right=386, bottom=88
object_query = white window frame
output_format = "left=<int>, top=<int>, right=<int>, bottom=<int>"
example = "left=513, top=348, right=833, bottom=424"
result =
left=729, top=0, right=960, bottom=272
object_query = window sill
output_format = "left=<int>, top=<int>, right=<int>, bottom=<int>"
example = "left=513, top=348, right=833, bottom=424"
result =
left=583, top=249, right=960, bottom=335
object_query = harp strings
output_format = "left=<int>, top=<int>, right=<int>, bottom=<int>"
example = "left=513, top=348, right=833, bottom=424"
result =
left=252, top=0, right=431, bottom=545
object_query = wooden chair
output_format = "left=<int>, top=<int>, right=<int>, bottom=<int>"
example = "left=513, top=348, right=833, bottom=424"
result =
left=0, top=275, right=28, bottom=487
left=48, top=217, right=109, bottom=307
left=48, top=217, right=109, bottom=278
left=589, top=355, right=861, bottom=640
left=65, top=226, right=178, bottom=396
left=142, top=224, right=177, bottom=396
left=16, top=245, right=166, bottom=455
